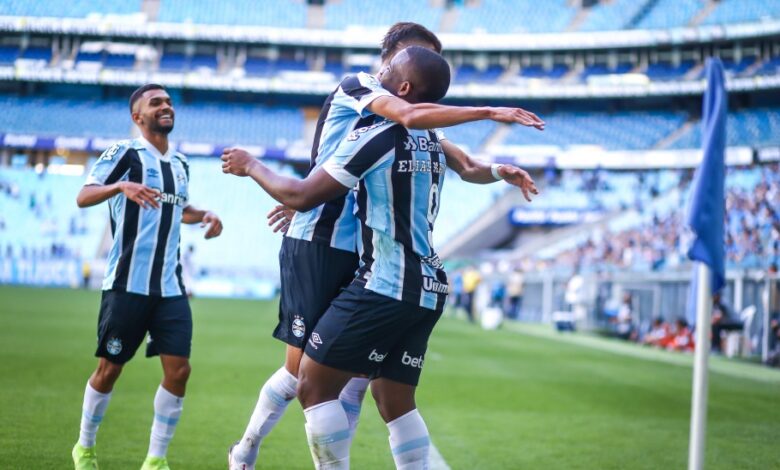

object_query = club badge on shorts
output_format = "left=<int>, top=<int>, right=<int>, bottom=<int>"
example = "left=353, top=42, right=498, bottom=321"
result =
left=106, top=337, right=123, bottom=355
left=292, top=315, right=305, bottom=338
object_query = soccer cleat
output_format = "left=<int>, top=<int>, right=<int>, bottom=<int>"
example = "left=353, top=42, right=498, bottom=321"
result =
left=140, top=456, right=170, bottom=470
left=228, top=440, right=254, bottom=470
left=72, top=443, right=99, bottom=470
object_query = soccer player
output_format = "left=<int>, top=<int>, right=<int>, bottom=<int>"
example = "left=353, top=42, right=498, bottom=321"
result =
left=222, top=45, right=454, bottom=469
left=71, top=84, right=223, bottom=470
left=227, top=23, right=541, bottom=470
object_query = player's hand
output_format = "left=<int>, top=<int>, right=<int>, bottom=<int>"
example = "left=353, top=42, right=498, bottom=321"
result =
left=118, top=181, right=161, bottom=209
left=201, top=211, right=223, bottom=239
left=488, top=107, right=545, bottom=130
left=498, top=165, right=539, bottom=202
left=221, top=148, right=258, bottom=177
left=267, top=204, right=295, bottom=233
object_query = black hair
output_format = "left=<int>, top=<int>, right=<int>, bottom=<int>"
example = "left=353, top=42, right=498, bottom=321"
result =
left=129, top=83, right=166, bottom=113
left=403, top=46, right=451, bottom=103
left=380, top=22, right=442, bottom=62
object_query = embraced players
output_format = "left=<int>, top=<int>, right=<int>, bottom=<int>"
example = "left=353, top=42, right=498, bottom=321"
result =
left=225, top=22, right=541, bottom=470
left=72, top=84, right=223, bottom=470
left=223, top=46, right=536, bottom=468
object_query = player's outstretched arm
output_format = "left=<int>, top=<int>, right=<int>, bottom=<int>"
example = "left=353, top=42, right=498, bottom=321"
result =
left=77, top=182, right=161, bottom=209
left=443, top=140, right=538, bottom=202
left=368, top=95, right=545, bottom=130
left=221, top=148, right=348, bottom=212
left=182, top=205, right=223, bottom=239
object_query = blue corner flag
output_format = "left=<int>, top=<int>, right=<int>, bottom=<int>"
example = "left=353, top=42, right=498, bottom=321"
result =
left=686, top=58, right=727, bottom=307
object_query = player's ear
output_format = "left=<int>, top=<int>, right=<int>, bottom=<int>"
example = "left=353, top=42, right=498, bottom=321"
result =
left=131, top=111, right=142, bottom=126
left=397, top=81, right=411, bottom=97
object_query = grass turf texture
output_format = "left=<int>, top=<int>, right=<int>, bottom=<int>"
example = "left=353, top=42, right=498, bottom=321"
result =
left=1, top=286, right=778, bottom=469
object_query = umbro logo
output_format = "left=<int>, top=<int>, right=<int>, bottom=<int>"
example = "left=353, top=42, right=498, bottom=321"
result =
left=308, top=332, right=323, bottom=350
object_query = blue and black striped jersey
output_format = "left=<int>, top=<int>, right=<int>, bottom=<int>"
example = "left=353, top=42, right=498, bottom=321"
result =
left=323, top=120, right=449, bottom=312
left=85, top=137, right=189, bottom=297
left=285, top=72, right=392, bottom=252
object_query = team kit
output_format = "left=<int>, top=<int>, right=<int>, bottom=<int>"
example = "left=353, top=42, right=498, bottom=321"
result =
left=71, top=22, right=542, bottom=470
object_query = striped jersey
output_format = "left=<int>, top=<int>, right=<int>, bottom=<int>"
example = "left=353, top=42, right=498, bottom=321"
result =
left=322, top=120, right=449, bottom=312
left=85, top=137, right=189, bottom=297
left=285, top=72, right=392, bottom=252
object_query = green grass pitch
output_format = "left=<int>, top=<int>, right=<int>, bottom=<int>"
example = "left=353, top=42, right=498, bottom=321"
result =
left=1, top=286, right=778, bottom=469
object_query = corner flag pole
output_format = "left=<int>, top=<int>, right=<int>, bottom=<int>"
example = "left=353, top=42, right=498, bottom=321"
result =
left=688, top=262, right=712, bottom=470
left=685, top=57, right=726, bottom=470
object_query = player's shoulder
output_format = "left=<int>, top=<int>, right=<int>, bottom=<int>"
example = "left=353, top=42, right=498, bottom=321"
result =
left=345, top=119, right=400, bottom=143
left=172, top=151, right=189, bottom=164
left=99, top=139, right=139, bottom=161
left=338, top=71, right=382, bottom=93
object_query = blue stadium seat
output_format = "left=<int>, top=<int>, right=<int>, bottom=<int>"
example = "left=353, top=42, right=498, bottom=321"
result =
left=1, top=0, right=140, bottom=18
left=702, top=0, right=780, bottom=25
left=635, top=0, right=705, bottom=30
left=645, top=61, right=695, bottom=81
left=104, top=53, right=135, bottom=69
left=453, top=0, right=575, bottom=34
left=324, top=0, right=441, bottom=31
left=670, top=108, right=780, bottom=149
left=157, top=0, right=307, bottom=28
left=0, top=47, right=20, bottom=64
left=579, top=0, right=649, bottom=32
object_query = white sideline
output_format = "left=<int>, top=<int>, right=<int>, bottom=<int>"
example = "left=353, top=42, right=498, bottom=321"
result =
left=430, top=442, right=451, bottom=470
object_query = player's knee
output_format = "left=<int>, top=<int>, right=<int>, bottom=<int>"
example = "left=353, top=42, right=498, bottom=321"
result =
left=167, top=362, right=191, bottom=385
left=296, top=373, right=313, bottom=408
left=93, top=360, right=123, bottom=389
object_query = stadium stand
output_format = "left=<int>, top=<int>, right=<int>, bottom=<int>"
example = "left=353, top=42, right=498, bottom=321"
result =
left=0, top=0, right=140, bottom=18
left=634, top=0, right=704, bottom=30
left=669, top=108, right=780, bottom=149
left=502, top=111, right=688, bottom=150
left=0, top=96, right=304, bottom=148
left=702, top=0, right=780, bottom=26
left=579, top=0, right=651, bottom=32
left=452, top=0, right=575, bottom=34
left=323, top=0, right=442, bottom=31
left=156, top=0, right=307, bottom=28
left=531, top=165, right=780, bottom=272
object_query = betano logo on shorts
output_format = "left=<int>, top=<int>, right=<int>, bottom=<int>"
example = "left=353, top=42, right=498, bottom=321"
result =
left=401, top=351, right=424, bottom=369
left=368, top=349, right=386, bottom=363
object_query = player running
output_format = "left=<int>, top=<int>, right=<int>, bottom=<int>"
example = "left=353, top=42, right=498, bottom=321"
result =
left=226, top=23, right=541, bottom=470
left=223, top=46, right=456, bottom=469
left=71, top=84, right=223, bottom=470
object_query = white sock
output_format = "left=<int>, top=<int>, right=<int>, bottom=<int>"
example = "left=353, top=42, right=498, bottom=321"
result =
left=232, top=366, right=298, bottom=466
left=304, top=400, right=351, bottom=470
left=387, top=409, right=430, bottom=470
left=339, top=377, right=369, bottom=439
left=78, top=381, right=112, bottom=448
left=147, top=385, right=184, bottom=458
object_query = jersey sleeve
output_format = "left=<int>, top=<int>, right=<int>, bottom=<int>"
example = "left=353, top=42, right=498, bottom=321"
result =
left=322, top=121, right=397, bottom=188
left=332, top=72, right=393, bottom=118
left=84, top=142, right=132, bottom=186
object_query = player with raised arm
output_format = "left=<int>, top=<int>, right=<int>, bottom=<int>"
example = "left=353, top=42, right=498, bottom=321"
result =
left=226, top=23, right=541, bottom=470
left=223, top=46, right=456, bottom=470
left=71, top=84, right=223, bottom=470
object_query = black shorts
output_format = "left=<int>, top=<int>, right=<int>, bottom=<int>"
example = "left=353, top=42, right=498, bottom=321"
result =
left=304, top=284, right=442, bottom=386
left=95, top=290, right=192, bottom=365
left=273, top=237, right=360, bottom=348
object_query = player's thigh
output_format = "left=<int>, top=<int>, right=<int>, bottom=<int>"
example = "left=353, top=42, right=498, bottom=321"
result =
left=146, top=295, right=192, bottom=358
left=376, top=307, right=443, bottom=387
left=304, top=284, right=416, bottom=377
left=95, top=290, right=155, bottom=365
left=274, top=238, right=359, bottom=348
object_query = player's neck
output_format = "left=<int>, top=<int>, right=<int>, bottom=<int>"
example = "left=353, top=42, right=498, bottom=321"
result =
left=141, top=131, right=169, bottom=156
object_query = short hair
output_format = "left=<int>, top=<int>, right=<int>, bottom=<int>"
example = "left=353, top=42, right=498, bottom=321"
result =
left=380, top=22, right=442, bottom=62
left=129, top=83, right=166, bottom=113
left=404, top=46, right=451, bottom=104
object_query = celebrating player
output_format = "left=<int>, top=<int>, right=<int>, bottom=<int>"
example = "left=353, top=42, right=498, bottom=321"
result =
left=227, top=22, right=540, bottom=470
left=223, top=45, right=454, bottom=469
left=71, top=84, right=223, bottom=470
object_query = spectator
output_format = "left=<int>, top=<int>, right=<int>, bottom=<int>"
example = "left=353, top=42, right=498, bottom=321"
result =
left=506, top=268, right=524, bottom=320
left=461, top=266, right=482, bottom=323
left=669, top=318, right=694, bottom=352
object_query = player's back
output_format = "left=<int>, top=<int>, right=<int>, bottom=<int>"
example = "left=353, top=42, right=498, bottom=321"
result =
left=323, top=120, right=448, bottom=311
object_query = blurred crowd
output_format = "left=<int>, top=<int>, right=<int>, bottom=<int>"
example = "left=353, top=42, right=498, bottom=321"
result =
left=535, top=164, right=780, bottom=273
